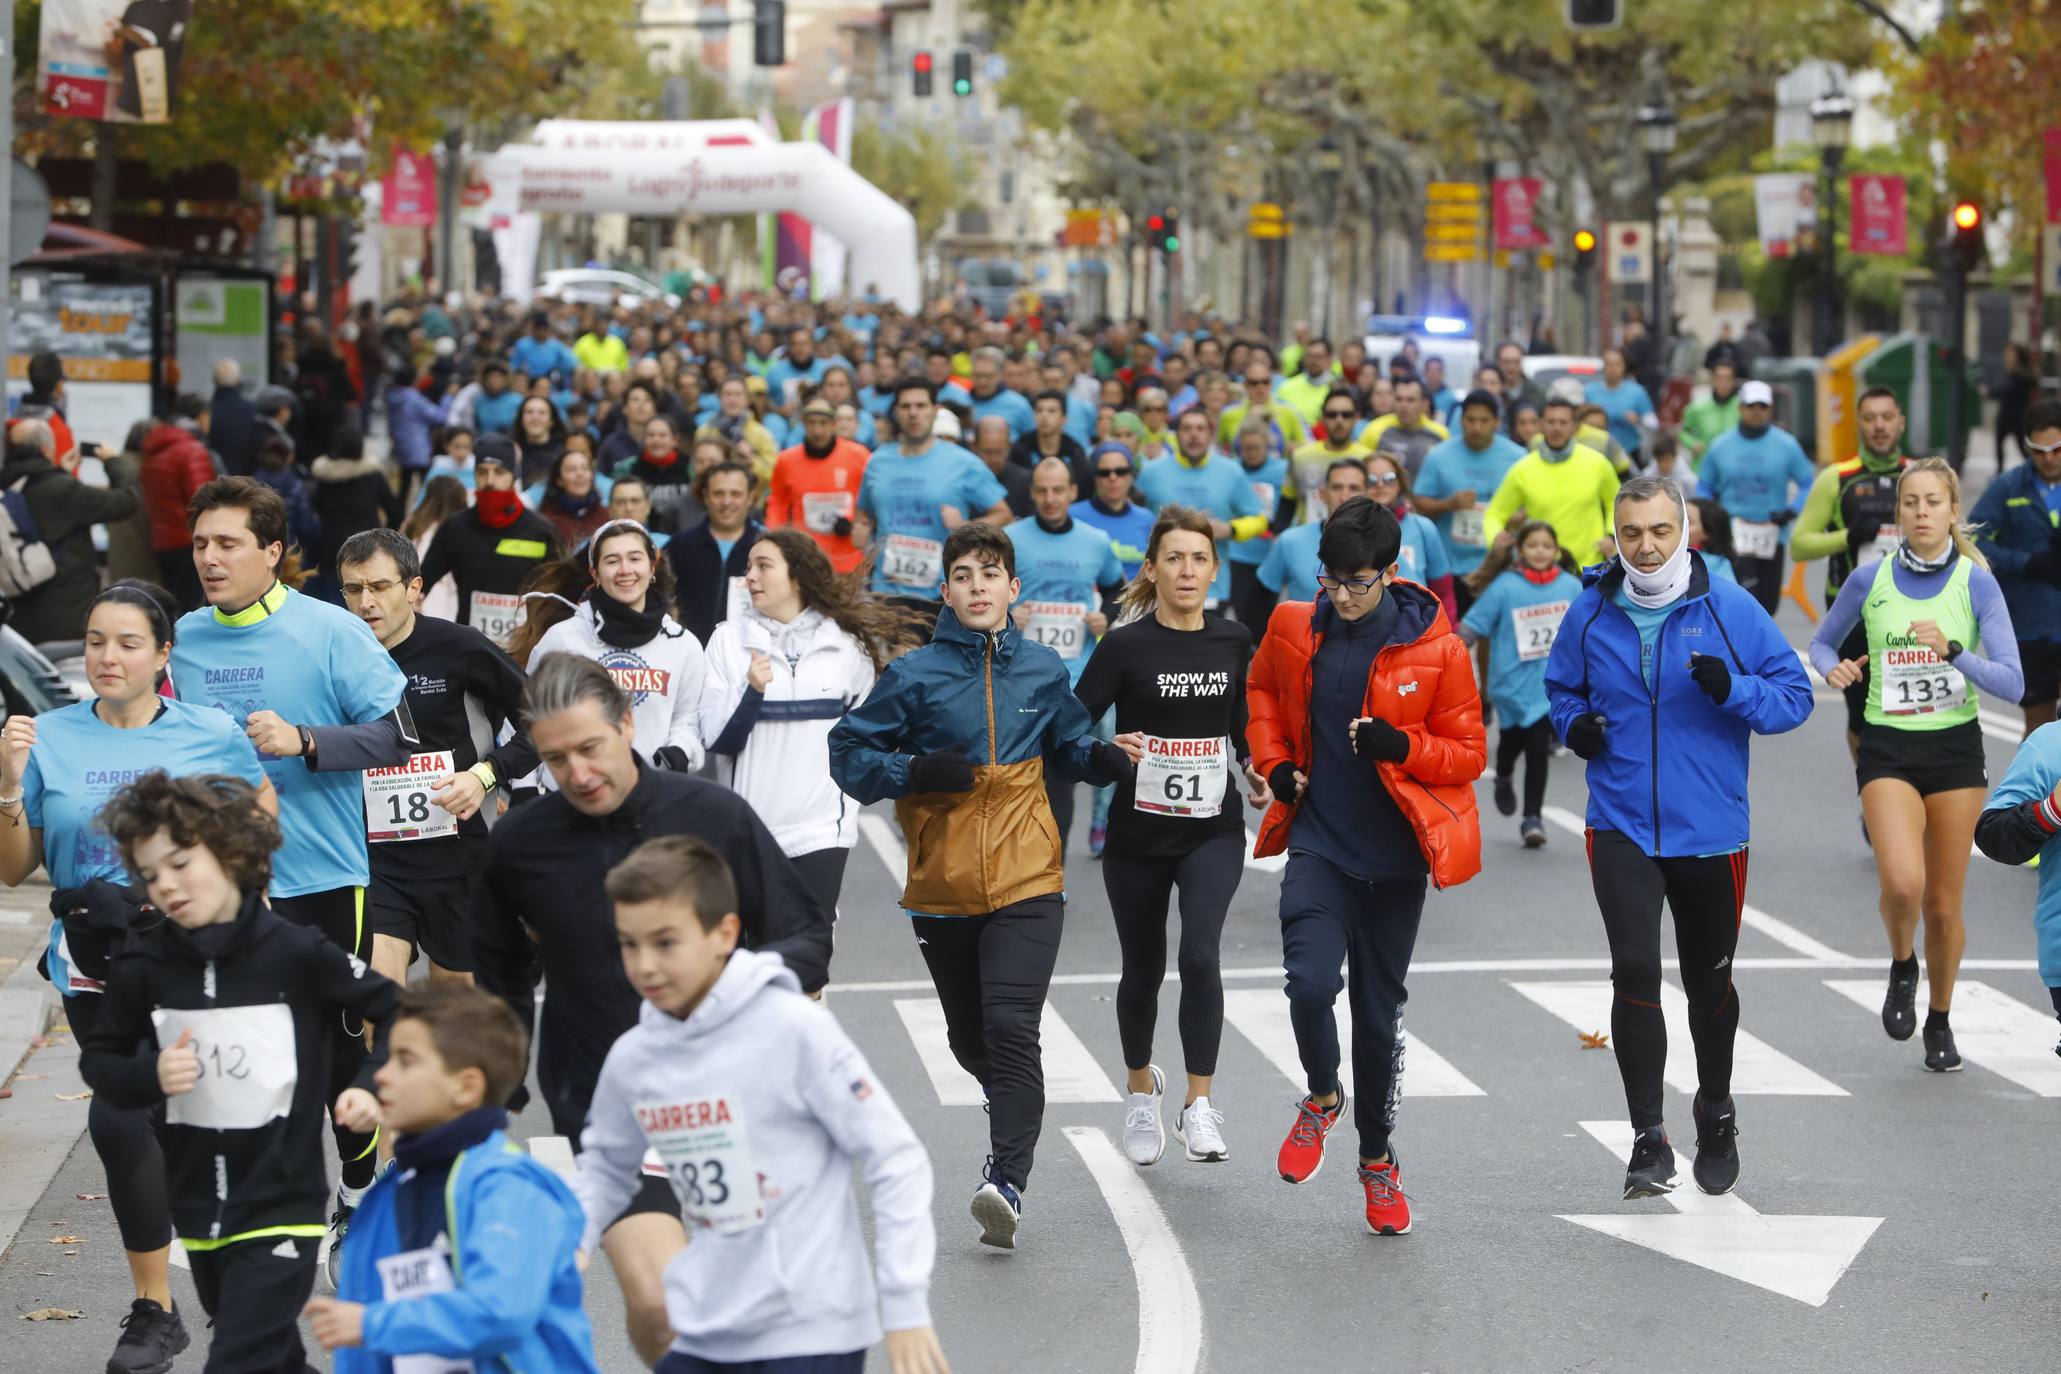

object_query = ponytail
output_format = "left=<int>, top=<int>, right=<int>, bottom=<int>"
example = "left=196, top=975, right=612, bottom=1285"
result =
left=1116, top=505, right=1219, bottom=625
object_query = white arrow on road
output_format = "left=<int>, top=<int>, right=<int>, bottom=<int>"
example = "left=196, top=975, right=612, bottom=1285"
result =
left=1558, top=1120, right=1882, bottom=1307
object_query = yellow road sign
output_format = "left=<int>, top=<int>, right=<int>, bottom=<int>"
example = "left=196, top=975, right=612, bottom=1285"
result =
left=1427, top=204, right=1483, bottom=224
left=1424, top=243, right=1482, bottom=263
left=1425, top=222, right=1484, bottom=243
left=1426, top=182, right=1484, bottom=201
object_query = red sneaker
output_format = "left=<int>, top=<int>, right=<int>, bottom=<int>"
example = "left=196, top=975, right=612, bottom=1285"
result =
left=1359, top=1153, right=1412, bottom=1236
left=1276, top=1091, right=1346, bottom=1184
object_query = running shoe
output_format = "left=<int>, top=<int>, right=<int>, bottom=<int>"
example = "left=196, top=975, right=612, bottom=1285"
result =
left=1358, top=1150, right=1412, bottom=1236
left=1923, top=1022, right=1963, bottom=1072
left=1691, top=1093, right=1740, bottom=1196
left=1088, top=823, right=1107, bottom=858
left=1123, top=1065, right=1166, bottom=1166
left=1622, top=1126, right=1677, bottom=1199
left=1493, top=774, right=1517, bottom=817
left=1276, top=1090, right=1346, bottom=1184
left=322, top=1197, right=355, bottom=1292
left=107, top=1297, right=188, bottom=1374
left=1882, top=963, right=1919, bottom=1041
left=971, top=1156, right=1022, bottom=1249
left=1520, top=815, right=1546, bottom=848
left=1174, top=1096, right=1229, bottom=1162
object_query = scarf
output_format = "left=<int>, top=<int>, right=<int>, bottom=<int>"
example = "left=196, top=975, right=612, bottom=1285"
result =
left=1539, top=441, right=1575, bottom=465
left=1896, top=539, right=1956, bottom=575
left=641, top=445, right=683, bottom=469
left=1621, top=538, right=1693, bottom=610
left=475, top=489, right=523, bottom=529
left=553, top=487, right=601, bottom=518
left=393, top=1107, right=507, bottom=1171
left=1519, top=565, right=1562, bottom=586
left=590, top=586, right=667, bottom=648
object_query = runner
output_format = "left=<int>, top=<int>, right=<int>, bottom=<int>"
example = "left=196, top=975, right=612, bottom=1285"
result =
left=1546, top=478, right=1814, bottom=1198
left=854, top=378, right=1011, bottom=606
left=1365, top=378, right=1449, bottom=482
left=1071, top=442, right=1156, bottom=858
left=1810, top=459, right=2022, bottom=1071
left=1483, top=396, right=1621, bottom=566
left=1282, top=385, right=1370, bottom=527
left=1678, top=360, right=1743, bottom=469
left=766, top=396, right=870, bottom=573
left=1363, top=451, right=1457, bottom=624
left=1216, top=360, right=1308, bottom=457
left=1973, top=723, right=2061, bottom=1049
left=0, top=582, right=271, bottom=1374
left=828, top=522, right=1133, bottom=1250
left=1413, top=390, right=1529, bottom=606
left=1246, top=496, right=1485, bottom=1235
left=530, top=519, right=708, bottom=774
left=1970, top=399, right=2061, bottom=736
left=610, top=413, right=699, bottom=535
left=1075, top=507, right=1269, bottom=1167
left=417, top=435, right=564, bottom=651
left=1227, top=419, right=1292, bottom=634
left=1257, top=459, right=1370, bottom=607
left=1459, top=522, right=1581, bottom=847
left=1135, top=406, right=1268, bottom=616
left=471, top=654, right=832, bottom=1364
left=1697, top=380, right=1814, bottom=615
left=698, top=527, right=927, bottom=915
left=669, top=457, right=765, bottom=647
left=335, top=528, right=536, bottom=991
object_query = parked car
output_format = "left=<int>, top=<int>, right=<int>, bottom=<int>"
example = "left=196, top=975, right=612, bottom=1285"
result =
left=536, top=268, right=682, bottom=312
left=1521, top=354, right=1606, bottom=395
left=0, top=619, right=79, bottom=716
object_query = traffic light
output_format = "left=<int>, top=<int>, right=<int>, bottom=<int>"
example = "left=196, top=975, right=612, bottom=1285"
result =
left=1143, top=211, right=1179, bottom=254
left=753, top=0, right=784, bottom=66
left=1572, top=227, right=1598, bottom=273
left=1566, top=0, right=1621, bottom=28
left=912, top=50, right=933, bottom=97
left=952, top=50, right=974, bottom=97
left=1950, top=200, right=1984, bottom=273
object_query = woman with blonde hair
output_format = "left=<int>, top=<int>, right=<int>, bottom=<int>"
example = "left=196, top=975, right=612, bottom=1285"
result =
left=1812, top=457, right=2023, bottom=1071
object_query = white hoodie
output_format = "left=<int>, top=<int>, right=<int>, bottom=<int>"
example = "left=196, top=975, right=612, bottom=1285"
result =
left=697, top=606, right=876, bottom=857
left=575, top=950, right=935, bottom=1363
left=531, top=601, right=708, bottom=772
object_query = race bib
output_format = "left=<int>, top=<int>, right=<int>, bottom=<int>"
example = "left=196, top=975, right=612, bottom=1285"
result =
left=881, top=533, right=943, bottom=588
left=377, top=1238, right=476, bottom=1374
left=468, top=590, right=523, bottom=649
left=1512, top=600, right=1571, bottom=662
left=802, top=490, right=851, bottom=534
left=638, top=1095, right=766, bottom=1234
left=1135, top=734, right=1230, bottom=818
left=1733, top=520, right=1780, bottom=560
left=1450, top=508, right=1486, bottom=548
left=1881, top=646, right=1966, bottom=716
left=363, top=751, right=460, bottom=844
left=1249, top=482, right=1278, bottom=517
left=726, top=576, right=751, bottom=623
left=1022, top=601, right=1089, bottom=659
left=151, top=1004, right=297, bottom=1131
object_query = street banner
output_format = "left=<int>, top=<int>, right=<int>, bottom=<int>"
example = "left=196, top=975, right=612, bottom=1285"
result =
left=1848, top=174, right=1908, bottom=256
left=39, top=0, right=194, bottom=123
left=381, top=148, right=437, bottom=228
left=801, top=98, right=854, bottom=300
left=1492, top=177, right=1550, bottom=250
left=1753, top=173, right=1816, bottom=259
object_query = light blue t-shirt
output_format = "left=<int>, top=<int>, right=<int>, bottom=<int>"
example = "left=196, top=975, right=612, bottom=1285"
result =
left=1258, top=520, right=1324, bottom=602
left=169, top=584, right=408, bottom=898
left=1005, top=519, right=1124, bottom=680
left=1584, top=378, right=1655, bottom=458
left=1395, top=510, right=1451, bottom=586
left=1701, top=426, right=1815, bottom=526
left=1063, top=394, right=1098, bottom=448
left=1611, top=584, right=1683, bottom=690
left=1229, top=456, right=1289, bottom=567
left=857, top=441, right=1009, bottom=595
left=1414, top=433, right=1527, bottom=573
left=1070, top=499, right=1155, bottom=580
left=1461, top=568, right=1582, bottom=728
left=1984, top=720, right=2061, bottom=985
left=970, top=388, right=1037, bottom=442
left=1134, top=454, right=1264, bottom=601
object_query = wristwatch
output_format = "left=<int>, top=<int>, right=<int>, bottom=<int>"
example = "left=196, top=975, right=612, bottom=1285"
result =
left=297, top=724, right=317, bottom=762
left=1944, top=640, right=1965, bottom=663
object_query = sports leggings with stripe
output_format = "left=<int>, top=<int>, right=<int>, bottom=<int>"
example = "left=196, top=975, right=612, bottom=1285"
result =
left=1587, top=829, right=1746, bottom=1131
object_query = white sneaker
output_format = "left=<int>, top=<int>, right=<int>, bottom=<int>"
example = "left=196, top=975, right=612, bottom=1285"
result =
left=1174, top=1096, right=1229, bottom=1162
left=1122, top=1064, right=1166, bottom=1166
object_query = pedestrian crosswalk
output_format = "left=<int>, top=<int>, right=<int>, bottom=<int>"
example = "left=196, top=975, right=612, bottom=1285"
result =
left=1823, top=979, right=2061, bottom=1096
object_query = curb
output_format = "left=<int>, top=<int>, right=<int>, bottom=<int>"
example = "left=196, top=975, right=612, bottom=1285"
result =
left=0, top=956, right=55, bottom=1086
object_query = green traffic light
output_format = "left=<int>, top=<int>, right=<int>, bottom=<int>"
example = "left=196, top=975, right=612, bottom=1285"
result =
left=954, top=79, right=971, bottom=95
left=1164, top=236, right=1180, bottom=253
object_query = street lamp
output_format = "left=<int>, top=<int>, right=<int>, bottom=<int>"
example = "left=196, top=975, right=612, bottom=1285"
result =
left=1810, top=90, right=1855, bottom=357
left=1635, top=103, right=1677, bottom=345
left=1312, top=134, right=1345, bottom=336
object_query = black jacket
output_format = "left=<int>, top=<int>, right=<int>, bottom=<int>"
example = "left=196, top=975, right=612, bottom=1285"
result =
left=668, top=516, right=763, bottom=647
left=1007, top=431, right=1092, bottom=491
left=1, top=449, right=142, bottom=646
left=210, top=385, right=257, bottom=477
left=311, top=454, right=405, bottom=575
left=291, top=346, right=357, bottom=463
left=419, top=507, right=562, bottom=625
left=470, top=761, right=833, bottom=1135
left=79, top=894, right=400, bottom=1242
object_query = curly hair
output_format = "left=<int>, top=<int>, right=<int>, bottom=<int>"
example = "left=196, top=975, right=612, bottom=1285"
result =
left=99, top=772, right=281, bottom=894
left=748, top=528, right=929, bottom=669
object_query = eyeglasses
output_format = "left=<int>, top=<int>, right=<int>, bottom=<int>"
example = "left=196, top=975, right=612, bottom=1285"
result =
left=1315, top=572, right=1383, bottom=594
left=1244, top=378, right=1272, bottom=388
left=1367, top=473, right=1401, bottom=487
left=1323, top=408, right=1358, bottom=420
left=340, top=579, right=405, bottom=599
left=1096, top=466, right=1132, bottom=478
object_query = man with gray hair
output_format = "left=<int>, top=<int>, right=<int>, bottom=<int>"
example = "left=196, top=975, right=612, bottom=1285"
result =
left=968, top=343, right=1035, bottom=441
left=209, top=357, right=256, bottom=475
left=0, top=416, right=142, bottom=643
left=1544, top=475, right=1812, bottom=1204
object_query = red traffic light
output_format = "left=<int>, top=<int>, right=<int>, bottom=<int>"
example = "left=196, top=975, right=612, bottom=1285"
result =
left=1951, top=201, right=1981, bottom=232
left=1146, top=215, right=1165, bottom=232
left=913, top=52, right=933, bottom=74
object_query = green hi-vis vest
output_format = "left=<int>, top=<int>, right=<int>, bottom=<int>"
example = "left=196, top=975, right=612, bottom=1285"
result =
left=1864, top=554, right=1978, bottom=730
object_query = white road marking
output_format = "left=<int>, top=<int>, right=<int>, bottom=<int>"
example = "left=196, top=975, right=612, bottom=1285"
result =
left=1559, top=1119, right=1882, bottom=1307
left=1220, top=988, right=1485, bottom=1097
left=1062, top=1126, right=1204, bottom=1374
left=893, top=998, right=1118, bottom=1104
left=1824, top=978, right=2061, bottom=1095
left=1510, top=980, right=1847, bottom=1095
left=858, top=814, right=907, bottom=887
left=1243, top=827, right=1286, bottom=873
left=528, top=1134, right=578, bottom=1180
left=169, top=1239, right=188, bottom=1270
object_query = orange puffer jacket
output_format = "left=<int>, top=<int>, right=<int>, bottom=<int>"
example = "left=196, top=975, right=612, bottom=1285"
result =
left=1246, top=580, right=1486, bottom=888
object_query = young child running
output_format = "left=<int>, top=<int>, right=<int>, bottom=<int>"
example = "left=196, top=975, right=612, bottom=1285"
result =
left=575, top=836, right=948, bottom=1374
left=306, top=983, right=601, bottom=1372
left=1460, top=520, right=1583, bottom=847
left=79, top=772, right=400, bottom=1372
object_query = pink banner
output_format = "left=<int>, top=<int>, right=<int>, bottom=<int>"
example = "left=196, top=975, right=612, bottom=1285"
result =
left=1492, top=177, right=1549, bottom=251
left=381, top=149, right=437, bottom=228
left=2046, top=128, right=2061, bottom=224
left=1848, top=173, right=1907, bottom=256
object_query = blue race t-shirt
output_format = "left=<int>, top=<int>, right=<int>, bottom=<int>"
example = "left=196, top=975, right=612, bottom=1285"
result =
left=1395, top=510, right=1450, bottom=586
left=1134, top=454, right=1264, bottom=602
left=1584, top=378, right=1655, bottom=458
left=1460, top=568, right=1582, bottom=728
left=1228, top=456, right=1289, bottom=568
left=857, top=441, right=1009, bottom=595
left=1070, top=498, right=1156, bottom=580
left=170, top=584, right=407, bottom=897
left=1414, top=433, right=1526, bottom=573
left=1700, top=427, right=1815, bottom=525
left=969, top=388, right=1036, bottom=442
left=1257, top=520, right=1323, bottom=603
left=1005, top=519, right=1124, bottom=681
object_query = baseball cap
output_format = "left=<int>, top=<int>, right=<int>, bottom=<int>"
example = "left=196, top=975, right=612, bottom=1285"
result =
left=799, top=397, right=836, bottom=419
left=473, top=433, right=518, bottom=470
left=1739, top=380, right=1774, bottom=406
left=932, top=409, right=963, bottom=440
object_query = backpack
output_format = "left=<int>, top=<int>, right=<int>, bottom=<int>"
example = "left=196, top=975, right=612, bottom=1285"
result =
left=0, top=475, right=59, bottom=598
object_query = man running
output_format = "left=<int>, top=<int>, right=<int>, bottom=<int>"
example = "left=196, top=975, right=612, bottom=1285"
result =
left=1698, top=380, right=1814, bottom=615
left=418, top=434, right=563, bottom=650
left=1136, top=406, right=1269, bottom=615
left=1366, top=378, right=1449, bottom=482
left=855, top=378, right=1011, bottom=606
left=1971, top=399, right=2061, bottom=736
left=1413, top=390, right=1529, bottom=610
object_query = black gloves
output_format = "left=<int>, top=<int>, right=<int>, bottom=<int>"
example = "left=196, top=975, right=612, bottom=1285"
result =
left=1565, top=713, right=1608, bottom=760
left=908, top=748, right=976, bottom=794
left=1353, top=716, right=1411, bottom=764
left=832, top=516, right=854, bottom=539
left=1088, top=738, right=1135, bottom=784
left=2025, top=535, right=2061, bottom=583
left=1268, top=762, right=1302, bottom=805
left=1844, top=516, right=1882, bottom=556
left=651, top=744, right=694, bottom=772
left=1689, top=653, right=1733, bottom=705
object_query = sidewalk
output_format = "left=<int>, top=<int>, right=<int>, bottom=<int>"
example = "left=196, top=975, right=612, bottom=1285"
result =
left=0, top=884, right=55, bottom=1083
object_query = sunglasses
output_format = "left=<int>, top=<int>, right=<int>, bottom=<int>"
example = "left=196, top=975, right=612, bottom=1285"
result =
left=1323, top=409, right=1358, bottom=420
left=1244, top=378, right=1272, bottom=387
left=1097, top=466, right=1132, bottom=477
left=1367, top=473, right=1401, bottom=486
left=2029, top=438, right=2061, bottom=457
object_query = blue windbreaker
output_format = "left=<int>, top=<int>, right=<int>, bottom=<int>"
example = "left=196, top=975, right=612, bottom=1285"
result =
left=1970, top=461, right=2061, bottom=644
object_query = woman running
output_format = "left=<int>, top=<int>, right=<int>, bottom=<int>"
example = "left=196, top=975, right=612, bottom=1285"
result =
left=0, top=582, right=273, bottom=1373
left=697, top=528, right=927, bottom=914
left=1364, top=450, right=1458, bottom=625
left=1460, top=520, right=1581, bottom=848
left=1075, top=507, right=1271, bottom=1167
left=1812, top=458, right=2023, bottom=1071
left=534, top=445, right=611, bottom=547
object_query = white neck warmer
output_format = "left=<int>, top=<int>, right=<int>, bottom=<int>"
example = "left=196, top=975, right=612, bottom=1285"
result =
left=1621, top=539, right=1693, bottom=610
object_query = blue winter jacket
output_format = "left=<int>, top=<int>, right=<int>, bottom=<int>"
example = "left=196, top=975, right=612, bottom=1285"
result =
left=332, top=1129, right=600, bottom=1374
left=1970, top=462, right=2061, bottom=644
left=1544, top=552, right=1814, bottom=857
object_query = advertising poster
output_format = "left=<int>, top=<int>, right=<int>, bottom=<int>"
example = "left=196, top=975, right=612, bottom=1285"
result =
left=1848, top=174, right=1908, bottom=256
left=39, top=0, right=195, bottom=124
left=7, top=276, right=157, bottom=451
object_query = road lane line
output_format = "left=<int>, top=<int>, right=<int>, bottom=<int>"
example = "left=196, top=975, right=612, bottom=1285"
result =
left=1824, top=978, right=2061, bottom=1095
left=1511, top=980, right=1847, bottom=1095
left=1062, top=1126, right=1203, bottom=1374
left=1220, top=988, right=1484, bottom=1097
left=893, top=998, right=1118, bottom=1104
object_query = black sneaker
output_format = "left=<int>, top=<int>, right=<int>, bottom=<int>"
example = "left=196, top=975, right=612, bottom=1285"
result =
left=1691, top=1094, right=1740, bottom=1195
left=1622, top=1126, right=1677, bottom=1199
left=1520, top=815, right=1546, bottom=848
left=107, top=1297, right=189, bottom=1374
left=1882, top=964, right=1919, bottom=1041
left=1493, top=774, right=1517, bottom=816
left=323, top=1203, right=353, bottom=1292
left=1923, top=1022, right=1963, bottom=1072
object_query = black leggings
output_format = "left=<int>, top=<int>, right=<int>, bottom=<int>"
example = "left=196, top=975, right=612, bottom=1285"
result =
left=1495, top=718, right=1553, bottom=816
left=790, top=847, right=850, bottom=919
left=269, top=887, right=378, bottom=1191
left=62, top=993, right=172, bottom=1253
left=1588, top=829, right=1746, bottom=1130
left=1103, top=833, right=1245, bottom=1077
left=1045, top=771, right=1075, bottom=854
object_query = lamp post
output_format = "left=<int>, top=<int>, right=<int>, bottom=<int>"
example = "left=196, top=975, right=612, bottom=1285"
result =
left=1312, top=135, right=1345, bottom=337
left=1635, top=104, right=1677, bottom=344
left=1810, top=90, right=1855, bottom=357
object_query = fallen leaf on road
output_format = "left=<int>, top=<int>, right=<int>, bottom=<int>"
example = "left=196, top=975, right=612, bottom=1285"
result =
left=74, top=1193, right=107, bottom=1201
left=13, top=1073, right=46, bottom=1081
left=47, top=1235, right=83, bottom=1244
left=1579, top=1030, right=1610, bottom=1049
left=28, top=1036, right=49, bottom=1049
left=54, top=1091, right=91, bottom=1101
left=19, top=1308, right=82, bottom=1322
